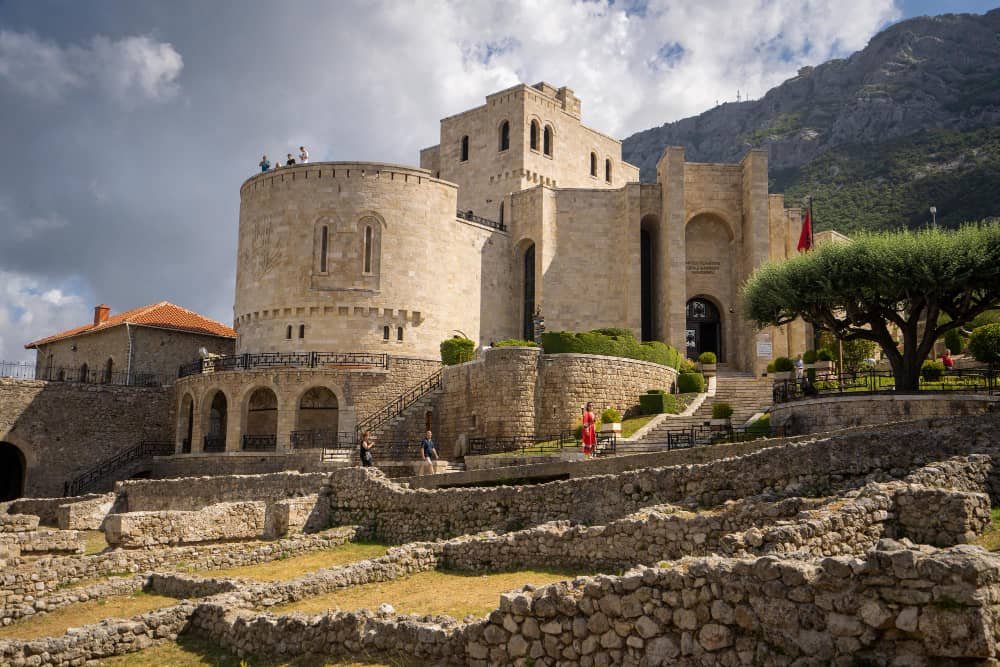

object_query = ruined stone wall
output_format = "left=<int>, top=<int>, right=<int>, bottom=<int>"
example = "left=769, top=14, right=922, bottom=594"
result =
left=105, top=501, right=267, bottom=547
left=120, top=471, right=328, bottom=512
left=0, top=378, right=173, bottom=497
left=771, top=393, right=1000, bottom=436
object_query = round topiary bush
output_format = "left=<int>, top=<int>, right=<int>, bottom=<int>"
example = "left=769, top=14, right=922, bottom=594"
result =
left=921, top=359, right=945, bottom=381
left=697, top=351, right=717, bottom=364
left=766, top=361, right=776, bottom=373
left=801, top=349, right=818, bottom=364
left=711, top=402, right=733, bottom=419
left=600, top=407, right=621, bottom=423
left=440, top=337, right=475, bottom=365
left=773, top=356, right=794, bottom=372
left=676, top=372, right=706, bottom=393
left=943, top=328, right=965, bottom=355
left=492, top=339, right=538, bottom=347
left=816, top=348, right=835, bottom=362
left=969, top=323, right=1000, bottom=366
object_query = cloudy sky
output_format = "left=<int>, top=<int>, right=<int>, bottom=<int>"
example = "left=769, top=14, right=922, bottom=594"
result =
left=0, top=0, right=996, bottom=361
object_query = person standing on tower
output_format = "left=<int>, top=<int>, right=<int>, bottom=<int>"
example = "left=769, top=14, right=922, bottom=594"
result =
left=286, top=153, right=296, bottom=166
left=259, top=155, right=270, bottom=172
left=299, top=146, right=309, bottom=164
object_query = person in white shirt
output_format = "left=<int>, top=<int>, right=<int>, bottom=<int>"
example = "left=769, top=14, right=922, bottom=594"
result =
left=299, top=146, right=309, bottom=164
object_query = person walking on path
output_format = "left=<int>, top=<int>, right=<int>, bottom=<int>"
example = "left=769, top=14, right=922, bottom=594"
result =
left=794, top=354, right=805, bottom=380
left=259, top=155, right=270, bottom=172
left=299, top=146, right=309, bottom=163
left=580, top=402, right=597, bottom=459
left=942, top=349, right=955, bottom=371
left=418, top=430, right=438, bottom=476
left=359, top=430, right=375, bottom=467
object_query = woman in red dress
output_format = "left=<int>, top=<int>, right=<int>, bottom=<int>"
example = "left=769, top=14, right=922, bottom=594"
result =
left=581, top=402, right=597, bottom=458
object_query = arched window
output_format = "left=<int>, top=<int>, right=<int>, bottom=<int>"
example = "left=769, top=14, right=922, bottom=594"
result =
left=589, top=152, right=597, bottom=177
left=382, top=325, right=390, bottom=341
left=605, top=158, right=612, bottom=183
left=530, top=120, right=539, bottom=151
left=499, top=121, right=510, bottom=151
left=396, top=326, right=404, bottom=341
left=298, top=324, right=305, bottom=339
left=363, top=225, right=373, bottom=274
left=286, top=325, right=292, bottom=340
left=319, top=225, right=328, bottom=273
left=104, top=358, right=114, bottom=383
left=543, top=126, right=553, bottom=156
left=460, top=135, right=469, bottom=162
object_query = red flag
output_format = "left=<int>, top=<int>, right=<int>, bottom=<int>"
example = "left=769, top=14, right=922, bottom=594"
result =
left=796, top=207, right=813, bottom=252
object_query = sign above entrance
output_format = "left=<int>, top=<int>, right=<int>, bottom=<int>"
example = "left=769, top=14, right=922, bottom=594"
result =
left=686, top=261, right=721, bottom=275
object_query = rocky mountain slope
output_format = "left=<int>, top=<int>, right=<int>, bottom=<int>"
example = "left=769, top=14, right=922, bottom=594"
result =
left=621, top=9, right=1000, bottom=233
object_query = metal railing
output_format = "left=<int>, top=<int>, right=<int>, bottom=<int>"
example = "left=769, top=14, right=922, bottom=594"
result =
left=355, top=369, right=443, bottom=439
left=772, top=367, right=999, bottom=404
left=63, top=440, right=174, bottom=497
left=457, top=209, right=506, bottom=232
left=178, top=352, right=388, bottom=378
left=466, top=432, right=619, bottom=457
left=242, top=434, right=278, bottom=451
left=617, top=423, right=779, bottom=454
left=203, top=435, right=226, bottom=452
left=2, top=360, right=172, bottom=387
left=290, top=429, right=355, bottom=449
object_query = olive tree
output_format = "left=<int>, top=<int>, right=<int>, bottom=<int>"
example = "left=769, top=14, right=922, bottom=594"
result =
left=742, top=222, right=1000, bottom=391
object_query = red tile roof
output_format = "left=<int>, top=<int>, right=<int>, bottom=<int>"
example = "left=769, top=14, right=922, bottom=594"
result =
left=25, top=302, right=236, bottom=348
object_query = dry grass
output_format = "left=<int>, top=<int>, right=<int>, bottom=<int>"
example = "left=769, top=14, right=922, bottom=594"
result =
left=96, top=635, right=416, bottom=666
left=0, top=592, right=177, bottom=640
left=274, top=568, right=580, bottom=619
left=201, top=542, right=389, bottom=581
left=82, top=530, right=109, bottom=555
left=975, top=508, right=1000, bottom=551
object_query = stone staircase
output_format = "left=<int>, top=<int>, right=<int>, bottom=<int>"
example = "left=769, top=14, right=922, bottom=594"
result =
left=372, top=389, right=443, bottom=444
left=625, top=371, right=774, bottom=447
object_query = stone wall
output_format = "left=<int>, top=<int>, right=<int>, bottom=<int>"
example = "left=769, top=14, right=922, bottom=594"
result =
left=893, top=485, right=991, bottom=547
left=0, top=379, right=173, bottom=497
left=56, top=493, right=115, bottom=530
left=105, top=502, right=267, bottom=547
left=120, top=471, right=328, bottom=512
left=770, top=393, right=1000, bottom=436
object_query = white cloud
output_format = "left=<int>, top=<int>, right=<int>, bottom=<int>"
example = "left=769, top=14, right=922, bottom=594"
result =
left=0, top=270, right=90, bottom=362
left=0, top=30, right=182, bottom=105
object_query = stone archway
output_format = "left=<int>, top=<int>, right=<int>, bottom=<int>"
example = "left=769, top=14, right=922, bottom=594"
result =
left=244, top=387, right=278, bottom=451
left=294, top=386, right=340, bottom=448
left=179, top=393, right=195, bottom=453
left=203, top=390, right=228, bottom=452
left=686, top=297, right=723, bottom=362
left=0, top=442, right=26, bottom=501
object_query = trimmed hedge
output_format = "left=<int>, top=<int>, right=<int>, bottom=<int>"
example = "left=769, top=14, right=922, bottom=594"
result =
left=921, top=359, right=945, bottom=381
left=639, top=391, right=669, bottom=415
left=493, top=339, right=538, bottom=347
left=440, top=337, right=475, bottom=365
left=676, top=372, right=706, bottom=394
left=802, top=349, right=818, bottom=364
left=697, top=351, right=717, bottom=364
left=541, top=329, right=683, bottom=369
left=601, top=407, right=622, bottom=423
left=969, top=323, right=1000, bottom=365
left=773, top=356, right=795, bottom=372
left=816, top=348, right=835, bottom=362
left=711, top=402, right=734, bottom=419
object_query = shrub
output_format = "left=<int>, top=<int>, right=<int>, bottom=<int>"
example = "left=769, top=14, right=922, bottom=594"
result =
left=540, top=329, right=683, bottom=369
left=969, top=323, right=1000, bottom=366
left=676, top=372, right=706, bottom=394
left=745, top=415, right=771, bottom=436
left=493, top=339, right=538, bottom=347
left=921, top=359, right=945, bottom=381
left=711, top=402, right=733, bottom=419
left=639, top=392, right=667, bottom=415
left=766, top=361, right=776, bottom=373
left=971, top=310, right=1000, bottom=329
left=440, top=337, right=475, bottom=365
left=801, top=349, right=818, bottom=364
left=646, top=389, right=666, bottom=394
left=943, top=328, right=965, bottom=355
left=680, top=359, right=697, bottom=374
left=773, top=356, right=794, bottom=372
left=600, top=407, right=622, bottom=423
left=591, top=327, right=632, bottom=338
left=697, top=351, right=717, bottom=364
left=816, top=348, right=835, bottom=362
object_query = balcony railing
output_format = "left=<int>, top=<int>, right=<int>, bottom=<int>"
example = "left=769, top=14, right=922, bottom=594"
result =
left=179, top=352, right=388, bottom=378
left=242, top=434, right=277, bottom=452
left=290, top=429, right=355, bottom=449
left=203, top=435, right=226, bottom=452
left=457, top=209, right=506, bottom=232
left=2, top=360, right=172, bottom=387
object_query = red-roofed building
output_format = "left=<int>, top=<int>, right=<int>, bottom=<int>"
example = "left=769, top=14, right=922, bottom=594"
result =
left=25, top=302, right=236, bottom=385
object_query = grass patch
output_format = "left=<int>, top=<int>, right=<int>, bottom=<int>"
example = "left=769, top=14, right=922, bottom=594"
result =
left=82, top=530, right=109, bottom=555
left=96, top=635, right=410, bottom=666
left=273, top=568, right=582, bottom=619
left=0, top=592, right=176, bottom=640
left=201, top=542, right=389, bottom=581
left=621, top=415, right=655, bottom=438
left=974, top=508, right=1000, bottom=551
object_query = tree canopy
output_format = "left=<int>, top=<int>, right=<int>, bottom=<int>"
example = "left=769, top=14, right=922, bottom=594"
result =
left=742, top=222, right=1000, bottom=390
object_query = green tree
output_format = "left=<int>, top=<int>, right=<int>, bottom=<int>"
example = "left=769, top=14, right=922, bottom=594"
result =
left=742, top=223, right=1000, bottom=390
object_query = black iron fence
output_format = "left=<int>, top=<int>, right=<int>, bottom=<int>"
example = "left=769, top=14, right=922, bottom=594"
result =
left=2, top=360, right=172, bottom=387
left=466, top=432, right=619, bottom=458
left=63, top=440, right=174, bottom=497
left=772, top=367, right=999, bottom=404
left=457, top=209, right=506, bottom=232
left=203, top=435, right=226, bottom=452
left=616, top=423, right=779, bottom=455
left=242, top=434, right=277, bottom=452
left=178, top=352, right=388, bottom=378
left=290, top=429, right=355, bottom=449
left=355, top=369, right=443, bottom=438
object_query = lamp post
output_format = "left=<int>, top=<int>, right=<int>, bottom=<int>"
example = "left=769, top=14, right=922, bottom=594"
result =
left=930, top=206, right=937, bottom=225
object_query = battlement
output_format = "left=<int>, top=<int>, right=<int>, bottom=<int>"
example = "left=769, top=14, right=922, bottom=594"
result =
left=239, top=161, right=455, bottom=198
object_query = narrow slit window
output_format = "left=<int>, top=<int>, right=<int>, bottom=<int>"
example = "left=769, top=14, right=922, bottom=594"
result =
left=543, top=126, right=553, bottom=156
left=605, top=158, right=612, bottom=183
left=364, top=226, right=373, bottom=273
left=396, top=326, right=403, bottom=341
left=383, top=325, right=390, bottom=340
left=460, top=135, right=469, bottom=162
left=499, top=201, right=504, bottom=225
left=499, top=121, right=510, bottom=151
left=530, top=121, right=539, bottom=151
left=590, top=152, right=597, bottom=177
left=320, top=225, right=328, bottom=272
left=299, top=324, right=305, bottom=339
left=286, top=325, right=292, bottom=339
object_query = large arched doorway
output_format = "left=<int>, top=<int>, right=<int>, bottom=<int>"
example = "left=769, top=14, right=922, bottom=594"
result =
left=244, top=387, right=278, bottom=451
left=640, top=214, right=660, bottom=342
left=294, top=387, right=339, bottom=448
left=686, top=297, right=722, bottom=361
left=522, top=242, right=536, bottom=341
left=204, top=391, right=228, bottom=452
left=179, top=393, right=194, bottom=453
left=0, top=442, right=26, bottom=501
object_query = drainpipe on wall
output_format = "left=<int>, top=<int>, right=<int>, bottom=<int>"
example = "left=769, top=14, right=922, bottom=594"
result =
left=125, top=322, right=134, bottom=385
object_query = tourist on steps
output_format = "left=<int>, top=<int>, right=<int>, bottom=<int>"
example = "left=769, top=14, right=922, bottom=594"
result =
left=418, top=430, right=438, bottom=476
left=580, top=402, right=597, bottom=459
left=359, top=430, right=374, bottom=468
